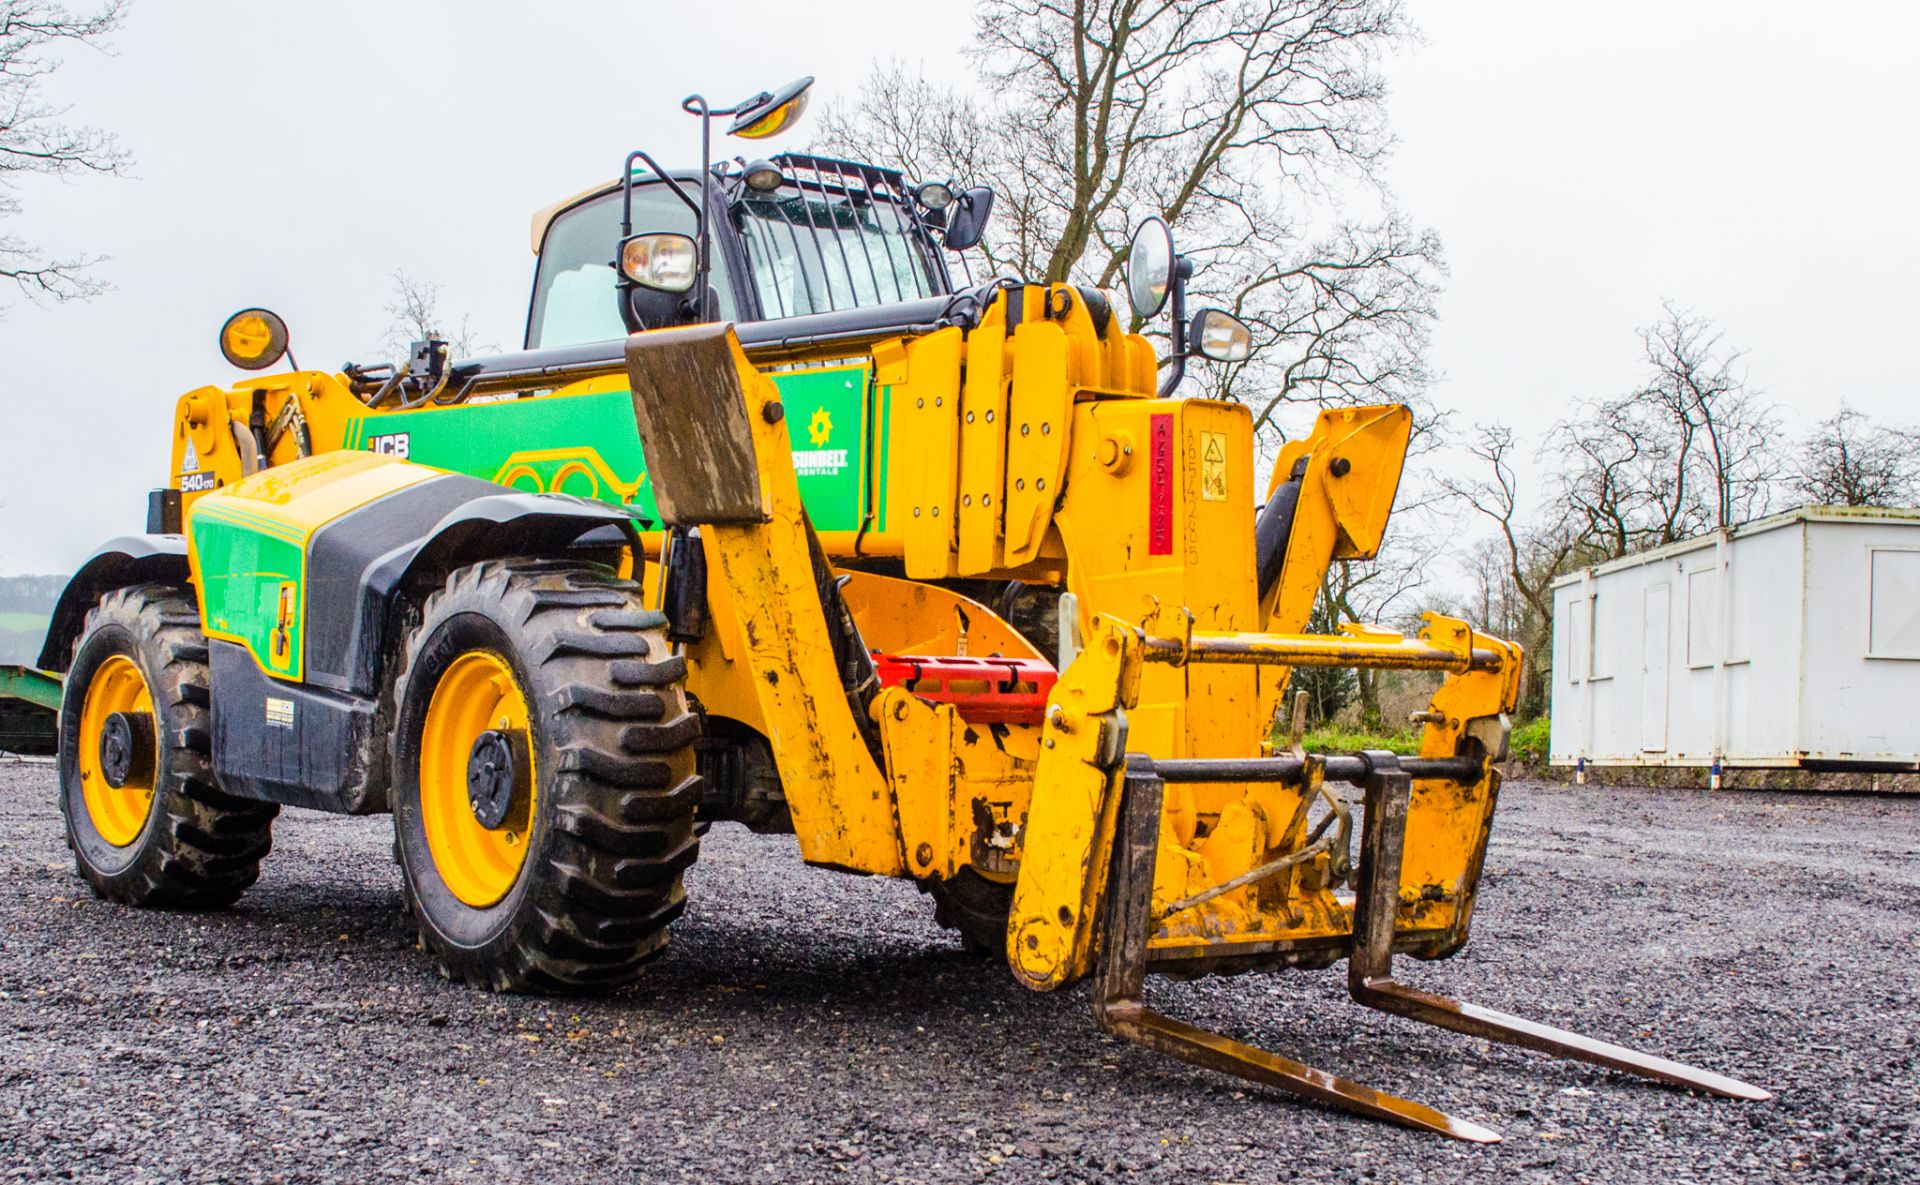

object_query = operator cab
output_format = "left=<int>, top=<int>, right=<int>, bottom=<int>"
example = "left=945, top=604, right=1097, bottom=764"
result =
left=329, top=74, right=1247, bottom=409
left=526, top=154, right=972, bottom=351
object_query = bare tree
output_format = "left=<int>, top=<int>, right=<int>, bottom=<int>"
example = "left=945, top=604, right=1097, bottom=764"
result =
left=1634, top=302, right=1776, bottom=532
left=0, top=0, right=127, bottom=305
left=378, top=270, right=490, bottom=360
left=1442, top=306, right=1778, bottom=718
left=1544, top=304, right=1777, bottom=558
left=1314, top=518, right=1445, bottom=728
left=1791, top=403, right=1920, bottom=508
left=817, top=0, right=1442, bottom=440
left=1437, top=424, right=1580, bottom=713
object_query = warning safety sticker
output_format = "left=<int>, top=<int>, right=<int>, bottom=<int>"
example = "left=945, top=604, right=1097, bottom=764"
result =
left=1199, top=430, right=1228, bottom=502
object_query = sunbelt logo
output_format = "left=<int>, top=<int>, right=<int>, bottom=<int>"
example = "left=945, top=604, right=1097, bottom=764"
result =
left=794, top=405, right=846, bottom=478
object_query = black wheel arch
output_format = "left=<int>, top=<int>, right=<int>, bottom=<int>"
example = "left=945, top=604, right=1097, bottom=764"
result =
left=303, top=484, right=646, bottom=697
left=43, top=491, right=641, bottom=692
left=39, top=535, right=189, bottom=672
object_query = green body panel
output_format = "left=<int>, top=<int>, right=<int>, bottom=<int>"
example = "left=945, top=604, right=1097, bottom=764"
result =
left=874, top=382, right=892, bottom=534
left=343, top=365, right=876, bottom=532
left=180, top=364, right=884, bottom=686
left=0, top=663, right=62, bottom=712
left=189, top=502, right=306, bottom=680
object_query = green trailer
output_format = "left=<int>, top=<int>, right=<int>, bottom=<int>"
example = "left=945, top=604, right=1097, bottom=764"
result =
left=0, top=664, right=60, bottom=756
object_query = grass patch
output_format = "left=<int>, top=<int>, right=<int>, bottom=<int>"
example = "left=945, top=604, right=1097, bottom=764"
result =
left=1293, top=718, right=1553, bottom=761
left=1298, top=725, right=1423, bottom=756
left=1509, top=716, right=1550, bottom=765
left=0, top=612, right=47, bottom=633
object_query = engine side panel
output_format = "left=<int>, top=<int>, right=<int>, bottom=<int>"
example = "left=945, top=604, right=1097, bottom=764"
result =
left=187, top=452, right=442, bottom=682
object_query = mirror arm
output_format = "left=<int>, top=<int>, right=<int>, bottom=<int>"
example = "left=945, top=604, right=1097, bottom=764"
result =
left=1157, top=255, right=1194, bottom=397
left=619, top=149, right=707, bottom=333
left=622, top=150, right=703, bottom=233
left=678, top=93, right=733, bottom=320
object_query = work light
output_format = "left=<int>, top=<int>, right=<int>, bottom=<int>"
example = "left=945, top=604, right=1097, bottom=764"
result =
left=914, top=181, right=955, bottom=211
left=1191, top=308, right=1252, bottom=362
left=742, top=159, right=786, bottom=193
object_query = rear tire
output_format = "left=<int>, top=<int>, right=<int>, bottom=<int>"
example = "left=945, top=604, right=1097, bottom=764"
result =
left=389, top=560, right=702, bottom=992
left=58, top=584, right=277, bottom=907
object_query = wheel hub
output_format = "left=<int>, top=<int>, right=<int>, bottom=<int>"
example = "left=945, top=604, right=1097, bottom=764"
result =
left=466, top=729, right=523, bottom=830
left=419, top=650, right=536, bottom=908
left=98, top=710, right=155, bottom=790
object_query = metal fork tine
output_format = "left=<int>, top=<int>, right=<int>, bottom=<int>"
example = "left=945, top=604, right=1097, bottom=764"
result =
left=1353, top=980, right=1772, bottom=1101
left=1100, top=1003, right=1505, bottom=1143
left=1093, top=763, right=1504, bottom=1144
left=1347, top=755, right=1771, bottom=1102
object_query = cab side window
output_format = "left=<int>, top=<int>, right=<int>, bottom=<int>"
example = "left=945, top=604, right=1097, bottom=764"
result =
left=526, top=184, right=736, bottom=349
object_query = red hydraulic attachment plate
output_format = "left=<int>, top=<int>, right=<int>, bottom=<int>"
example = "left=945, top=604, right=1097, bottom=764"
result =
left=871, top=653, right=1058, bottom=725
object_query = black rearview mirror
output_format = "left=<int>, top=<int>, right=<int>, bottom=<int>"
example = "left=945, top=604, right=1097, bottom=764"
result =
left=943, top=187, right=996, bottom=252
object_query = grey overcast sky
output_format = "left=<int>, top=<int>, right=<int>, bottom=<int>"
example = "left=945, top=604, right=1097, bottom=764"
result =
left=1, top=1, right=1914, bottom=575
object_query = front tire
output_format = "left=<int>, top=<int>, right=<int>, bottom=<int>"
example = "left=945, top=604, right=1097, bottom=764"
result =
left=58, top=584, right=278, bottom=906
left=389, top=560, right=701, bottom=992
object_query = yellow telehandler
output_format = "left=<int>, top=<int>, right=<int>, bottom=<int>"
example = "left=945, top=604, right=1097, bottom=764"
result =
left=35, top=77, right=1765, bottom=1140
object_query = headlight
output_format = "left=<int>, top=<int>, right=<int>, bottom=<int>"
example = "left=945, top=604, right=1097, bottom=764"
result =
left=1191, top=308, right=1252, bottom=363
left=619, top=233, right=699, bottom=293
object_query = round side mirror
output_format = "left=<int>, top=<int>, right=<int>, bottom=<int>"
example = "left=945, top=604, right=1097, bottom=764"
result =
left=1126, top=217, right=1176, bottom=321
left=727, top=76, right=815, bottom=140
left=620, top=233, right=699, bottom=293
left=219, top=308, right=291, bottom=371
left=1190, top=308, right=1252, bottom=363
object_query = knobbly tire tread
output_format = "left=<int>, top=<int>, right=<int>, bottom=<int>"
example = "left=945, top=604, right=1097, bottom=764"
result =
left=59, top=584, right=278, bottom=907
left=922, top=869, right=1015, bottom=962
left=389, top=560, right=702, bottom=993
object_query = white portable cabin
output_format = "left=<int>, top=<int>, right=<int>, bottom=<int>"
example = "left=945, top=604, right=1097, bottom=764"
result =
left=1549, top=505, right=1920, bottom=773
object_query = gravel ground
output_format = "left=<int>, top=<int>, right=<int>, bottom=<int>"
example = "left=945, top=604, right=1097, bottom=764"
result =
left=1, top=760, right=1915, bottom=1184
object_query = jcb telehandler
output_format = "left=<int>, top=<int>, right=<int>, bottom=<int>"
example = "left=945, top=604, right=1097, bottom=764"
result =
left=39, top=78, right=1765, bottom=1140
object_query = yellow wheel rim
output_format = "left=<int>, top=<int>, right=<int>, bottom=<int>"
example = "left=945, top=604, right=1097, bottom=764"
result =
left=77, top=654, right=156, bottom=848
left=420, top=651, right=537, bottom=908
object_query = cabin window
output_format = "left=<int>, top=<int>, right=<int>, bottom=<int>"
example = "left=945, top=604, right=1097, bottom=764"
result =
left=1868, top=548, right=1920, bottom=659
left=528, top=183, right=738, bottom=350
left=735, top=182, right=937, bottom=318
